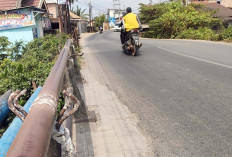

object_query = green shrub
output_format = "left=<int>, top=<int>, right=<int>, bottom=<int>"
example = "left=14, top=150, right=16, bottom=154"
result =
left=139, top=1, right=223, bottom=39
left=0, top=36, right=11, bottom=60
left=219, top=27, right=232, bottom=41
left=176, top=27, right=218, bottom=40
left=139, top=3, right=170, bottom=24
left=7, top=40, right=25, bottom=61
left=141, top=31, right=156, bottom=38
left=0, top=33, right=68, bottom=95
left=0, top=34, right=69, bottom=137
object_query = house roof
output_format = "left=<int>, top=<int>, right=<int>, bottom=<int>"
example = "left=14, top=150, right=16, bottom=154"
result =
left=0, top=6, right=46, bottom=13
left=70, top=11, right=81, bottom=19
left=21, top=0, right=43, bottom=8
left=0, top=0, right=44, bottom=11
left=204, top=3, right=232, bottom=21
left=0, top=0, right=19, bottom=11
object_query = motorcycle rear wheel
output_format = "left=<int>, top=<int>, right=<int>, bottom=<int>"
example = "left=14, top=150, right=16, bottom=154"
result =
left=133, top=44, right=139, bottom=56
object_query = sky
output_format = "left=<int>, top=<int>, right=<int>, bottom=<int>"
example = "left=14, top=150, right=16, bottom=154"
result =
left=72, top=0, right=157, bottom=18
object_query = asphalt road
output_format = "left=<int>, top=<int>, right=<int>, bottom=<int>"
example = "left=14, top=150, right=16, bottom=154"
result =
left=83, top=30, right=232, bottom=157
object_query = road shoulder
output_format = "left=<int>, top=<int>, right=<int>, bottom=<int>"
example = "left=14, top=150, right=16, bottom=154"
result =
left=72, top=33, right=153, bottom=157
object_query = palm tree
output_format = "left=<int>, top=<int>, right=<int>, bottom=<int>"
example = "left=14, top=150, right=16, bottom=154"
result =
left=68, top=0, right=76, bottom=10
left=72, top=5, right=87, bottom=19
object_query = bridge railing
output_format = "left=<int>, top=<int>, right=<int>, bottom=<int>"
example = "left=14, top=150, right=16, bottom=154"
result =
left=6, top=39, right=72, bottom=157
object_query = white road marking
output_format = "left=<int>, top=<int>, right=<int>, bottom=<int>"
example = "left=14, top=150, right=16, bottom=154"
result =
left=157, top=46, right=232, bottom=70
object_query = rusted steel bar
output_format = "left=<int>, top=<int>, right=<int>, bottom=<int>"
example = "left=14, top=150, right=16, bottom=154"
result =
left=13, top=89, right=28, bottom=117
left=56, top=90, right=72, bottom=122
left=6, top=39, right=72, bottom=157
left=56, top=90, right=81, bottom=130
left=8, top=90, right=26, bottom=121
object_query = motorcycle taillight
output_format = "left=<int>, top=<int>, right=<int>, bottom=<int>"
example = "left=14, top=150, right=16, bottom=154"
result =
left=132, top=28, right=138, bottom=33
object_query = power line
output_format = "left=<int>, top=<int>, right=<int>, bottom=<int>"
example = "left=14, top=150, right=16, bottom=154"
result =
left=76, top=1, right=88, bottom=7
left=91, top=4, right=106, bottom=14
left=80, top=0, right=106, bottom=16
left=113, top=0, right=121, bottom=10
left=81, top=0, right=89, bottom=5
left=92, top=2, right=108, bottom=9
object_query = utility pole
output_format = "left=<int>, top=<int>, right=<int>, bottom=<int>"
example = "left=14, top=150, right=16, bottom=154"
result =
left=58, top=4, right=64, bottom=33
left=66, top=0, right=71, bottom=34
left=113, top=0, right=120, bottom=23
left=113, top=0, right=120, bottom=10
left=63, top=5, right=68, bottom=33
left=150, top=0, right=152, bottom=5
left=89, top=1, right=92, bottom=33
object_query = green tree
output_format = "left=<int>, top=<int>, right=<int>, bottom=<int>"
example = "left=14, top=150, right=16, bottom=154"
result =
left=68, top=0, right=77, bottom=10
left=0, top=36, right=11, bottom=60
left=94, top=14, right=106, bottom=28
left=139, top=1, right=223, bottom=39
left=0, top=34, right=68, bottom=95
left=139, top=3, right=170, bottom=24
left=7, top=40, right=25, bottom=61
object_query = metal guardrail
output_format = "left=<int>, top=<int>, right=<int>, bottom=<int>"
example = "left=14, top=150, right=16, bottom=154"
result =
left=6, top=39, right=72, bottom=157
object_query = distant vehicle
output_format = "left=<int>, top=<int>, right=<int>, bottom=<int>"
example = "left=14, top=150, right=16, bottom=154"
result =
left=113, top=23, right=121, bottom=32
left=141, top=24, right=149, bottom=31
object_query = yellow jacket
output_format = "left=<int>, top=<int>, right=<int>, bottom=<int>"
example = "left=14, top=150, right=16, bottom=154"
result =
left=123, top=13, right=139, bottom=32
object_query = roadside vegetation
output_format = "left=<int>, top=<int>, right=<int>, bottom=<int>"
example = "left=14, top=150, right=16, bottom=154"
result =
left=139, top=1, right=232, bottom=42
left=94, top=14, right=106, bottom=28
left=0, top=34, right=68, bottom=96
left=0, top=34, right=68, bottom=137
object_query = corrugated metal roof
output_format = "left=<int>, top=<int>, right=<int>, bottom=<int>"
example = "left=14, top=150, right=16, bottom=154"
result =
left=21, top=0, right=42, bottom=8
left=70, top=11, right=81, bottom=19
left=0, top=0, right=19, bottom=11
left=0, top=0, right=44, bottom=11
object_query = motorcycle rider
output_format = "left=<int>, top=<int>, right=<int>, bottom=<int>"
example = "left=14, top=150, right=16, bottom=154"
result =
left=119, top=12, right=127, bottom=45
left=99, top=26, right=103, bottom=33
left=119, top=7, right=142, bottom=55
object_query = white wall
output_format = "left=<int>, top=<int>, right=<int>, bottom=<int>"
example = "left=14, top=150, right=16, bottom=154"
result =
left=46, top=0, right=57, bottom=3
left=221, top=0, right=232, bottom=8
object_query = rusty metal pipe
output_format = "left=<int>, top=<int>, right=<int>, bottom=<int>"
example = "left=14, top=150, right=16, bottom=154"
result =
left=6, top=39, right=72, bottom=157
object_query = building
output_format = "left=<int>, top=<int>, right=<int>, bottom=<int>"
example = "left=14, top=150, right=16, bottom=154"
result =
left=107, top=9, right=125, bottom=28
left=46, top=0, right=60, bottom=31
left=191, top=0, right=232, bottom=8
left=0, top=0, right=50, bottom=43
left=46, top=0, right=87, bottom=35
left=189, top=0, right=232, bottom=27
left=205, top=3, right=232, bottom=27
left=221, top=0, right=232, bottom=8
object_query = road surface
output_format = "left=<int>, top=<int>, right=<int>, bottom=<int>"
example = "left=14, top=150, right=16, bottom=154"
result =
left=82, top=30, right=232, bottom=157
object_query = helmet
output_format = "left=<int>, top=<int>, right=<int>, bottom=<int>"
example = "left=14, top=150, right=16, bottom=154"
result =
left=126, top=7, right=132, bottom=13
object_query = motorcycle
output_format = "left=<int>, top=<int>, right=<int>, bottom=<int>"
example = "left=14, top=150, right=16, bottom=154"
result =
left=99, top=28, right=103, bottom=34
left=122, top=28, right=141, bottom=56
